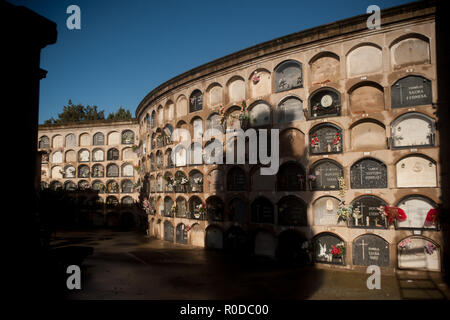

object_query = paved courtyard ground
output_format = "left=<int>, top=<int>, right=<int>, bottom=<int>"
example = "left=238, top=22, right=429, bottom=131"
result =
left=50, top=229, right=450, bottom=300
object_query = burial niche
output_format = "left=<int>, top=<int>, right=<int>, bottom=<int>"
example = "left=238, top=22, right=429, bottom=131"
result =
left=164, top=221, right=174, bottom=242
left=205, top=226, right=223, bottom=249
left=391, top=112, right=435, bottom=148
left=254, top=231, right=276, bottom=258
left=352, top=234, right=390, bottom=267
left=228, top=198, right=248, bottom=223
left=350, top=120, right=386, bottom=151
left=397, top=236, right=440, bottom=271
left=396, top=155, right=437, bottom=188
left=313, top=196, right=343, bottom=226
left=349, top=83, right=384, bottom=114
left=390, top=35, right=430, bottom=69
left=309, top=160, right=343, bottom=191
left=313, top=233, right=345, bottom=265
left=227, top=166, right=246, bottom=191
left=274, top=60, right=303, bottom=92
left=250, top=197, right=274, bottom=224
left=189, top=90, right=203, bottom=113
left=249, top=101, right=271, bottom=127
left=349, top=196, right=388, bottom=229
left=278, top=196, right=307, bottom=226
left=250, top=69, right=271, bottom=98
left=391, top=76, right=432, bottom=108
left=206, top=196, right=224, bottom=221
left=350, top=158, right=387, bottom=189
left=309, top=88, right=341, bottom=118
left=190, top=224, right=205, bottom=247
left=278, top=96, right=304, bottom=123
left=309, top=123, right=342, bottom=154
left=396, top=195, right=438, bottom=230
left=176, top=223, right=188, bottom=244
left=310, top=52, right=340, bottom=84
left=347, top=44, right=382, bottom=77
left=277, top=161, right=306, bottom=191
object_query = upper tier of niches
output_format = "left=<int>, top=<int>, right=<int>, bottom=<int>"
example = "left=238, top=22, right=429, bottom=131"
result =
left=139, top=33, right=434, bottom=130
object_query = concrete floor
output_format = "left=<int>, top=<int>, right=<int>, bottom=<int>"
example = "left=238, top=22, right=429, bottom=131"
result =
left=50, top=229, right=450, bottom=300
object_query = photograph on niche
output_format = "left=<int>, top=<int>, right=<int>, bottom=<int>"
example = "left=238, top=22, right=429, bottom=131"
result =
left=5, top=0, right=450, bottom=309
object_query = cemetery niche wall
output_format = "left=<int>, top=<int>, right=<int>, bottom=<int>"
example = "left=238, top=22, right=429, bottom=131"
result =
left=352, top=234, right=390, bottom=267
left=396, top=155, right=437, bottom=188
left=274, top=60, right=303, bottom=93
left=313, top=196, right=344, bottom=226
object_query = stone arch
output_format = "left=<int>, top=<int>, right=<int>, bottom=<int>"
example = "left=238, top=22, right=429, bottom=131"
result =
left=397, top=236, right=440, bottom=271
left=206, top=83, right=223, bottom=108
left=309, top=51, right=340, bottom=84
left=390, top=33, right=430, bottom=69
left=396, top=154, right=437, bottom=188
left=348, top=81, right=385, bottom=114
left=313, top=196, right=342, bottom=226
left=176, top=95, right=188, bottom=117
left=350, top=119, right=386, bottom=151
left=248, top=100, right=272, bottom=127
left=279, top=127, right=306, bottom=159
left=277, top=95, right=304, bottom=123
left=396, top=195, right=438, bottom=230
left=52, top=134, right=63, bottom=148
left=274, top=59, right=303, bottom=92
left=249, top=68, right=271, bottom=98
left=79, top=133, right=90, bottom=146
left=163, top=220, right=174, bottom=242
left=189, top=224, right=205, bottom=247
left=227, top=75, right=246, bottom=103
left=107, top=131, right=120, bottom=145
left=347, top=43, right=382, bottom=77
left=251, top=196, right=274, bottom=224
left=391, top=112, right=435, bottom=148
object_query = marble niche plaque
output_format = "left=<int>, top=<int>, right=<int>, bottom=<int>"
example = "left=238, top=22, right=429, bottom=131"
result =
left=352, top=234, right=390, bottom=267
left=350, top=158, right=387, bottom=189
left=391, top=76, right=432, bottom=108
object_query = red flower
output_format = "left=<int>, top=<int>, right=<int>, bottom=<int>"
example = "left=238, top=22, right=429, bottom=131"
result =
left=331, top=245, right=341, bottom=256
left=424, top=208, right=438, bottom=226
left=383, top=206, right=407, bottom=225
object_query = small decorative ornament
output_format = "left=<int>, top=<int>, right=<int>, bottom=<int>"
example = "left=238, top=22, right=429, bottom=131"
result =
left=252, top=73, right=260, bottom=84
left=424, top=208, right=438, bottom=227
left=321, top=94, right=333, bottom=108
left=424, top=242, right=436, bottom=255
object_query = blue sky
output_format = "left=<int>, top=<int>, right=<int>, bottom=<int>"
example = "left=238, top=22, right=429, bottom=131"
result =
left=11, top=0, right=413, bottom=123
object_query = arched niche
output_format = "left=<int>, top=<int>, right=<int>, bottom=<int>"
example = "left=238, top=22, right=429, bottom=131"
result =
left=249, top=69, right=271, bottom=98
left=391, top=112, right=435, bottom=148
left=250, top=196, right=274, bottom=224
left=163, top=196, right=174, bottom=217
left=176, top=95, right=188, bottom=117
left=309, top=52, right=340, bottom=84
left=227, top=76, right=245, bottom=103
left=309, top=159, right=343, bottom=191
left=251, top=166, right=276, bottom=191
left=350, top=157, right=387, bottom=189
left=190, top=224, right=205, bottom=247
left=274, top=60, right=303, bottom=92
left=347, top=44, right=382, bottom=77
left=164, top=221, right=174, bottom=242
left=279, top=128, right=305, bottom=159
left=93, top=132, right=104, bottom=145
left=228, top=198, right=248, bottom=223
left=309, top=87, right=341, bottom=118
left=349, top=82, right=384, bottom=114
left=207, top=83, right=223, bottom=108
left=249, top=101, right=271, bottom=127
left=79, top=133, right=90, bottom=146
left=397, top=236, right=440, bottom=271
left=52, top=135, right=63, bottom=148
left=64, top=180, right=76, bottom=191
left=207, top=169, right=224, bottom=192
left=313, top=196, right=343, bottom=226
left=390, top=34, right=430, bottom=69
left=349, top=195, right=388, bottom=229
left=39, top=136, right=50, bottom=149
left=254, top=230, right=276, bottom=258
left=205, top=226, right=223, bottom=249
left=352, top=234, right=390, bottom=267
left=396, top=155, right=437, bottom=188
left=92, top=148, right=104, bottom=162
left=276, top=161, right=306, bottom=191
left=309, top=123, right=342, bottom=155
left=391, top=75, right=432, bottom=108
left=107, top=131, right=120, bottom=145
left=176, top=223, right=188, bottom=244
left=52, top=151, right=63, bottom=163
left=227, top=166, right=246, bottom=191
left=65, top=134, right=76, bottom=147
left=206, top=113, right=224, bottom=133
left=278, top=195, right=307, bottom=226
left=396, top=195, right=438, bottom=230
left=165, top=100, right=174, bottom=120
left=278, top=96, right=304, bottom=123
left=313, top=232, right=345, bottom=265
left=350, top=120, right=386, bottom=151
left=189, top=89, right=203, bottom=113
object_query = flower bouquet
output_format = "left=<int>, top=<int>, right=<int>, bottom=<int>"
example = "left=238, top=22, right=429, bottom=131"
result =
left=424, top=208, right=438, bottom=227
left=381, top=206, right=407, bottom=225
left=424, top=242, right=436, bottom=255
left=398, top=238, right=412, bottom=250
left=331, top=242, right=345, bottom=259
left=194, top=202, right=206, bottom=219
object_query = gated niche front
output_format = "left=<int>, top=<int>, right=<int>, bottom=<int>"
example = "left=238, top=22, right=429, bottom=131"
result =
left=313, top=233, right=346, bottom=265
left=350, top=158, right=387, bottom=189
left=349, top=196, right=388, bottom=229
